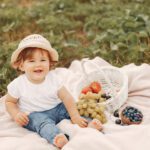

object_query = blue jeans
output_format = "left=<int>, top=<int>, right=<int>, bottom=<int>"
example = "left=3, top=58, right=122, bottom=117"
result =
left=24, top=103, right=70, bottom=144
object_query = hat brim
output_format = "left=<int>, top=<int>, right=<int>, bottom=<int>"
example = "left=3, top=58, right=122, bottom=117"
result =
left=11, top=41, right=59, bottom=66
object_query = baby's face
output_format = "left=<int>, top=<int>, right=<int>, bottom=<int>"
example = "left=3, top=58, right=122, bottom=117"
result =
left=20, top=48, right=50, bottom=84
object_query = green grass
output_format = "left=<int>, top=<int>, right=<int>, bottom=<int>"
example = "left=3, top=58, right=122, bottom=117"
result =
left=0, top=0, right=150, bottom=96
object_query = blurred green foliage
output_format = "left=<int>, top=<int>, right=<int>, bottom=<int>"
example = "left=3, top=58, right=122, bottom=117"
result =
left=0, top=0, right=150, bottom=96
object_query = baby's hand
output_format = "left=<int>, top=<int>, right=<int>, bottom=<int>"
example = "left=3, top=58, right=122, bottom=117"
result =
left=14, top=112, right=29, bottom=126
left=71, top=115, right=88, bottom=128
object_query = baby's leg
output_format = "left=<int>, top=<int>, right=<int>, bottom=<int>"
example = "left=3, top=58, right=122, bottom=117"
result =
left=53, top=133, right=68, bottom=149
left=25, top=111, right=68, bottom=148
left=88, top=118, right=103, bottom=131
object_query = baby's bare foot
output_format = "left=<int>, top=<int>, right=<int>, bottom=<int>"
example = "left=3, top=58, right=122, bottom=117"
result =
left=88, top=119, right=103, bottom=131
left=53, top=134, right=68, bottom=149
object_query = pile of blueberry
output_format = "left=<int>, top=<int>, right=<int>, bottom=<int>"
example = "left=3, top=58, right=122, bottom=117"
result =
left=121, top=106, right=143, bottom=124
left=113, top=106, right=143, bottom=125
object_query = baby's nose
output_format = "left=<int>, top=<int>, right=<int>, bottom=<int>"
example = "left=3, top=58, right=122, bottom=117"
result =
left=35, top=61, right=42, bottom=66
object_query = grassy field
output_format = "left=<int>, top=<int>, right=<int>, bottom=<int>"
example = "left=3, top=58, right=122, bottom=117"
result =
left=0, top=0, right=150, bottom=96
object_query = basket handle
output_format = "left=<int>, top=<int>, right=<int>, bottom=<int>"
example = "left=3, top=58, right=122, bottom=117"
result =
left=81, top=59, right=117, bottom=98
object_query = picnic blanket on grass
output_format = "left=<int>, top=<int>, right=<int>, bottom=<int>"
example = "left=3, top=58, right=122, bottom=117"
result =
left=0, top=57, right=150, bottom=150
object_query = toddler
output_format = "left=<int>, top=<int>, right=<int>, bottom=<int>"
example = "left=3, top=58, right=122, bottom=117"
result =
left=5, top=34, right=103, bottom=149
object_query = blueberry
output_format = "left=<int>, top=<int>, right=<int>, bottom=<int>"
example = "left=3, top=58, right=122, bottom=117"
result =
left=134, top=117, right=139, bottom=121
left=101, top=93, right=107, bottom=98
left=126, top=112, right=130, bottom=117
left=113, top=109, right=119, bottom=117
left=115, top=119, right=122, bottom=124
left=134, top=110, right=138, bottom=113
left=130, top=113, right=134, bottom=117
left=128, top=109, right=134, bottom=113
left=106, top=95, right=111, bottom=100
left=139, top=114, right=143, bottom=118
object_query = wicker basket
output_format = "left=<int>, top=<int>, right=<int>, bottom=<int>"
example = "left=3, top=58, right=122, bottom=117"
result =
left=75, top=60, right=128, bottom=113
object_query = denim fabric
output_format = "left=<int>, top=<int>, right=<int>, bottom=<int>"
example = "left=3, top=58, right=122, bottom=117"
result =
left=24, top=103, right=70, bottom=144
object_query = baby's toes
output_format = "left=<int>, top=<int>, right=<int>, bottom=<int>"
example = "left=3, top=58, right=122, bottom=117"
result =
left=88, top=119, right=103, bottom=131
left=53, top=134, right=68, bottom=148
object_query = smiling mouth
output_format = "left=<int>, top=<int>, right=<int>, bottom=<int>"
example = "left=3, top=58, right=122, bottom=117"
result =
left=34, top=69, right=43, bottom=73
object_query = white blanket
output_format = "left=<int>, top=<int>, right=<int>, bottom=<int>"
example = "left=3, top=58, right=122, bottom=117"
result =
left=0, top=57, right=150, bottom=150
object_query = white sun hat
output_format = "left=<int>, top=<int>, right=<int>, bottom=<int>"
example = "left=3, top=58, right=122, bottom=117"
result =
left=11, top=34, right=59, bottom=66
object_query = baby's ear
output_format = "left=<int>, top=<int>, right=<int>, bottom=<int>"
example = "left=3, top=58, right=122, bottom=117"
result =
left=18, top=63, right=24, bottom=72
left=19, top=66, right=24, bottom=72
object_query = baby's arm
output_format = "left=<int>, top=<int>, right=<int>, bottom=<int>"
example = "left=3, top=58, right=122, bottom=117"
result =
left=58, top=86, right=88, bottom=127
left=5, top=94, right=29, bottom=126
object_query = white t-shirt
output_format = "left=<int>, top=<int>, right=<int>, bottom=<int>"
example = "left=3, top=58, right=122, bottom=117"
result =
left=7, top=70, right=64, bottom=113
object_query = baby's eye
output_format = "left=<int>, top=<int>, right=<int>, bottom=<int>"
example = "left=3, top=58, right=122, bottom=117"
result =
left=41, top=59, right=46, bottom=61
left=28, top=60, right=35, bottom=62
